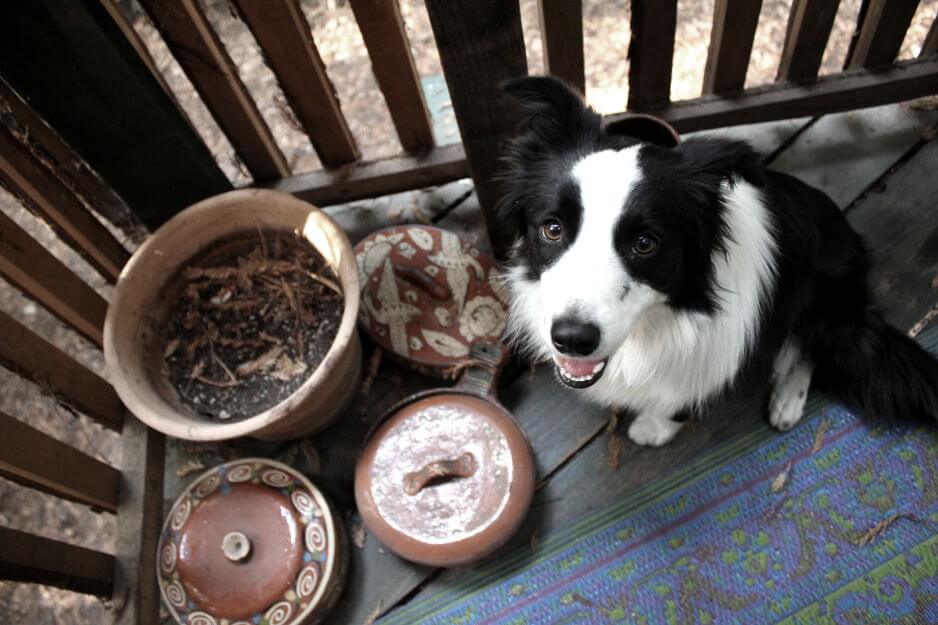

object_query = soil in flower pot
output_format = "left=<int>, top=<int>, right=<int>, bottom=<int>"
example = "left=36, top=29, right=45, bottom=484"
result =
left=160, top=231, right=343, bottom=422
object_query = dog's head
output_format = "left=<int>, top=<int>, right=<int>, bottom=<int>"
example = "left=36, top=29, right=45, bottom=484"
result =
left=496, top=76, right=765, bottom=389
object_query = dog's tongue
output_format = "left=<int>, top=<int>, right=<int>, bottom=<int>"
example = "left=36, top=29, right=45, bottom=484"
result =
left=557, top=357, right=603, bottom=378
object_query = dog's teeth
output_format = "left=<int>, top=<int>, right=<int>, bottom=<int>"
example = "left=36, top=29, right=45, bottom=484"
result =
left=591, top=362, right=605, bottom=374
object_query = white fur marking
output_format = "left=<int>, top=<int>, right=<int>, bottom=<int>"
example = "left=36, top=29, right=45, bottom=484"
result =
left=770, top=341, right=813, bottom=430
left=627, top=409, right=684, bottom=447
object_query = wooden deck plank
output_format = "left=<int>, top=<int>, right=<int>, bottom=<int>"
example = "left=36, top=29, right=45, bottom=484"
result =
left=138, top=0, right=290, bottom=181
left=702, top=0, right=763, bottom=94
left=0, top=0, right=232, bottom=229
left=777, top=0, right=841, bottom=83
left=348, top=0, right=434, bottom=153
left=0, top=527, right=114, bottom=596
left=627, top=0, right=678, bottom=108
left=768, top=103, right=938, bottom=208
left=686, top=117, right=813, bottom=158
left=0, top=125, right=129, bottom=283
left=624, top=58, right=938, bottom=133
left=0, top=309, right=123, bottom=431
left=847, top=0, right=922, bottom=69
left=234, top=0, right=361, bottom=166
left=424, top=0, right=528, bottom=258
left=0, top=410, right=120, bottom=512
left=0, top=210, right=108, bottom=347
left=538, top=0, right=586, bottom=95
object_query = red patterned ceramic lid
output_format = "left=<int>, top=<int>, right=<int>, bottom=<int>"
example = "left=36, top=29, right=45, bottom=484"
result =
left=157, top=458, right=345, bottom=625
left=353, top=225, right=508, bottom=375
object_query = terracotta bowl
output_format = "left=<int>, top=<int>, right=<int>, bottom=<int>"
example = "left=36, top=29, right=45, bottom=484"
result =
left=104, top=189, right=361, bottom=441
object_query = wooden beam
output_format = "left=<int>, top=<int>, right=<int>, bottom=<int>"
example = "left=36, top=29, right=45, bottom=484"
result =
left=112, top=417, right=165, bottom=625
left=0, top=78, right=137, bottom=238
left=538, top=0, right=586, bottom=95
left=138, top=0, right=290, bottom=181
left=348, top=0, right=434, bottom=153
left=0, top=0, right=231, bottom=229
left=233, top=0, right=360, bottom=166
left=612, top=58, right=938, bottom=133
left=98, top=0, right=175, bottom=103
left=777, top=0, right=841, bottom=83
left=0, top=210, right=108, bottom=347
left=0, top=411, right=120, bottom=512
left=424, top=0, right=528, bottom=258
left=847, top=0, right=921, bottom=69
left=628, top=0, right=678, bottom=108
left=0, top=126, right=129, bottom=283
left=0, top=310, right=123, bottom=431
left=702, top=0, right=763, bottom=94
left=267, top=143, right=468, bottom=206
left=921, top=15, right=938, bottom=58
left=0, top=527, right=114, bottom=596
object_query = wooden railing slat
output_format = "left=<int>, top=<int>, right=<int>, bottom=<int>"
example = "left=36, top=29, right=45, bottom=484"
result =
left=847, top=0, right=922, bottom=69
left=778, top=0, right=841, bottom=82
left=0, top=309, right=123, bottom=431
left=424, top=0, right=527, bottom=258
left=609, top=58, right=938, bottom=133
left=0, top=210, right=108, bottom=347
left=0, top=127, right=129, bottom=283
left=233, top=0, right=360, bottom=167
left=538, top=0, right=586, bottom=95
left=702, top=0, right=763, bottom=94
left=269, top=143, right=468, bottom=207
left=0, top=527, right=113, bottom=596
left=348, top=0, right=435, bottom=153
left=112, top=417, right=165, bottom=625
left=628, top=0, right=678, bottom=108
left=138, top=0, right=290, bottom=181
left=921, top=15, right=938, bottom=58
left=0, top=411, right=120, bottom=512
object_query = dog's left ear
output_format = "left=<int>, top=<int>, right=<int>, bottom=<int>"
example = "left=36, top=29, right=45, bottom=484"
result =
left=602, top=114, right=680, bottom=147
left=674, top=137, right=766, bottom=187
left=501, top=76, right=601, bottom=149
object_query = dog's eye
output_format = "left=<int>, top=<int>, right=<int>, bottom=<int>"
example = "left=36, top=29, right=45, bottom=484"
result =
left=541, top=219, right=563, bottom=243
left=633, top=234, right=657, bottom=255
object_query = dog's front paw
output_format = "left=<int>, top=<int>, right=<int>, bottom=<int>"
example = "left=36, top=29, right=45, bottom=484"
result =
left=769, top=362, right=812, bottom=431
left=627, top=415, right=682, bottom=447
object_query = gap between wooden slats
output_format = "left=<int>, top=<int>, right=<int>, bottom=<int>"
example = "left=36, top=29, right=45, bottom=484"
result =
left=137, top=0, right=290, bottom=181
left=0, top=527, right=114, bottom=596
left=349, top=0, right=435, bottom=153
left=777, top=0, right=841, bottom=83
left=538, top=0, right=586, bottom=95
left=0, top=210, right=107, bottom=347
left=0, top=411, right=120, bottom=512
left=628, top=0, right=678, bottom=108
left=0, top=309, right=123, bottom=431
left=702, top=0, right=763, bottom=94
left=0, top=126, right=128, bottom=283
left=847, top=0, right=922, bottom=69
left=234, top=0, right=360, bottom=167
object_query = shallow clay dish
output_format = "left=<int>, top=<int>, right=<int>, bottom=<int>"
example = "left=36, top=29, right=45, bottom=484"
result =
left=104, top=189, right=361, bottom=441
left=158, top=458, right=346, bottom=625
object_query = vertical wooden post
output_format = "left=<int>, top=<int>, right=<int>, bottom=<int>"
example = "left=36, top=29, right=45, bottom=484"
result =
left=424, top=0, right=528, bottom=258
left=920, top=16, right=938, bottom=58
left=702, top=0, right=764, bottom=94
left=847, top=0, right=922, bottom=69
left=539, top=0, right=586, bottom=95
left=777, top=0, right=841, bottom=83
left=628, top=0, right=678, bottom=108
left=112, top=416, right=165, bottom=625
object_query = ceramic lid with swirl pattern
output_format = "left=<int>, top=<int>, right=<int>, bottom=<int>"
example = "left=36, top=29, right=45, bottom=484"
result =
left=157, top=458, right=346, bottom=625
left=353, top=225, right=508, bottom=376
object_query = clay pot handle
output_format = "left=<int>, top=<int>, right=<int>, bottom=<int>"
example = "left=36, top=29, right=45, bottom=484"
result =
left=394, top=266, right=451, bottom=300
left=403, top=452, right=478, bottom=495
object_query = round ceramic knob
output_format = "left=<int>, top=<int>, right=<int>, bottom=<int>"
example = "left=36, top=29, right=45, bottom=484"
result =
left=221, top=531, right=252, bottom=562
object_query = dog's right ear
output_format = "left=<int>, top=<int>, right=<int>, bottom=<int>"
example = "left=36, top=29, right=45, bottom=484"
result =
left=501, top=76, right=601, bottom=149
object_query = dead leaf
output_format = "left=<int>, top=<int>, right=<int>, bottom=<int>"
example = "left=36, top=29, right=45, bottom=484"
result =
left=176, top=458, right=206, bottom=477
left=236, top=346, right=284, bottom=377
left=271, top=353, right=308, bottom=381
left=359, top=349, right=383, bottom=398
left=530, top=529, right=539, bottom=553
left=351, top=517, right=366, bottom=549
left=606, top=411, right=622, bottom=470
left=163, top=338, right=180, bottom=359
left=362, top=602, right=382, bottom=625
left=811, top=418, right=830, bottom=454
left=300, top=439, right=321, bottom=473
left=771, top=461, right=793, bottom=493
left=907, top=303, right=938, bottom=338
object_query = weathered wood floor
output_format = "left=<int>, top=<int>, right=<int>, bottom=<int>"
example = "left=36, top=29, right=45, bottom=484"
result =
left=159, top=100, right=938, bottom=625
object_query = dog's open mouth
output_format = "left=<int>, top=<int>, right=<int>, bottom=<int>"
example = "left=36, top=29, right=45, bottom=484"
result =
left=553, top=356, right=607, bottom=389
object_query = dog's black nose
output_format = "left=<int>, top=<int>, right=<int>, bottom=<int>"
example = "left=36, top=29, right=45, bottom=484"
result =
left=551, top=319, right=600, bottom=356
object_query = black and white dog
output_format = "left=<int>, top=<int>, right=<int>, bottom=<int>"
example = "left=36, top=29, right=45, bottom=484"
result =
left=495, top=76, right=938, bottom=447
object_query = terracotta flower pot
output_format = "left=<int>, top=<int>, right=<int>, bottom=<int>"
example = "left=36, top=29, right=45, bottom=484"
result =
left=104, top=189, right=361, bottom=441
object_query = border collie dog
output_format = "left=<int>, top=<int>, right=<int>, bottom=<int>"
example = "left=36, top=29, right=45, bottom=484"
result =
left=496, top=76, right=938, bottom=447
